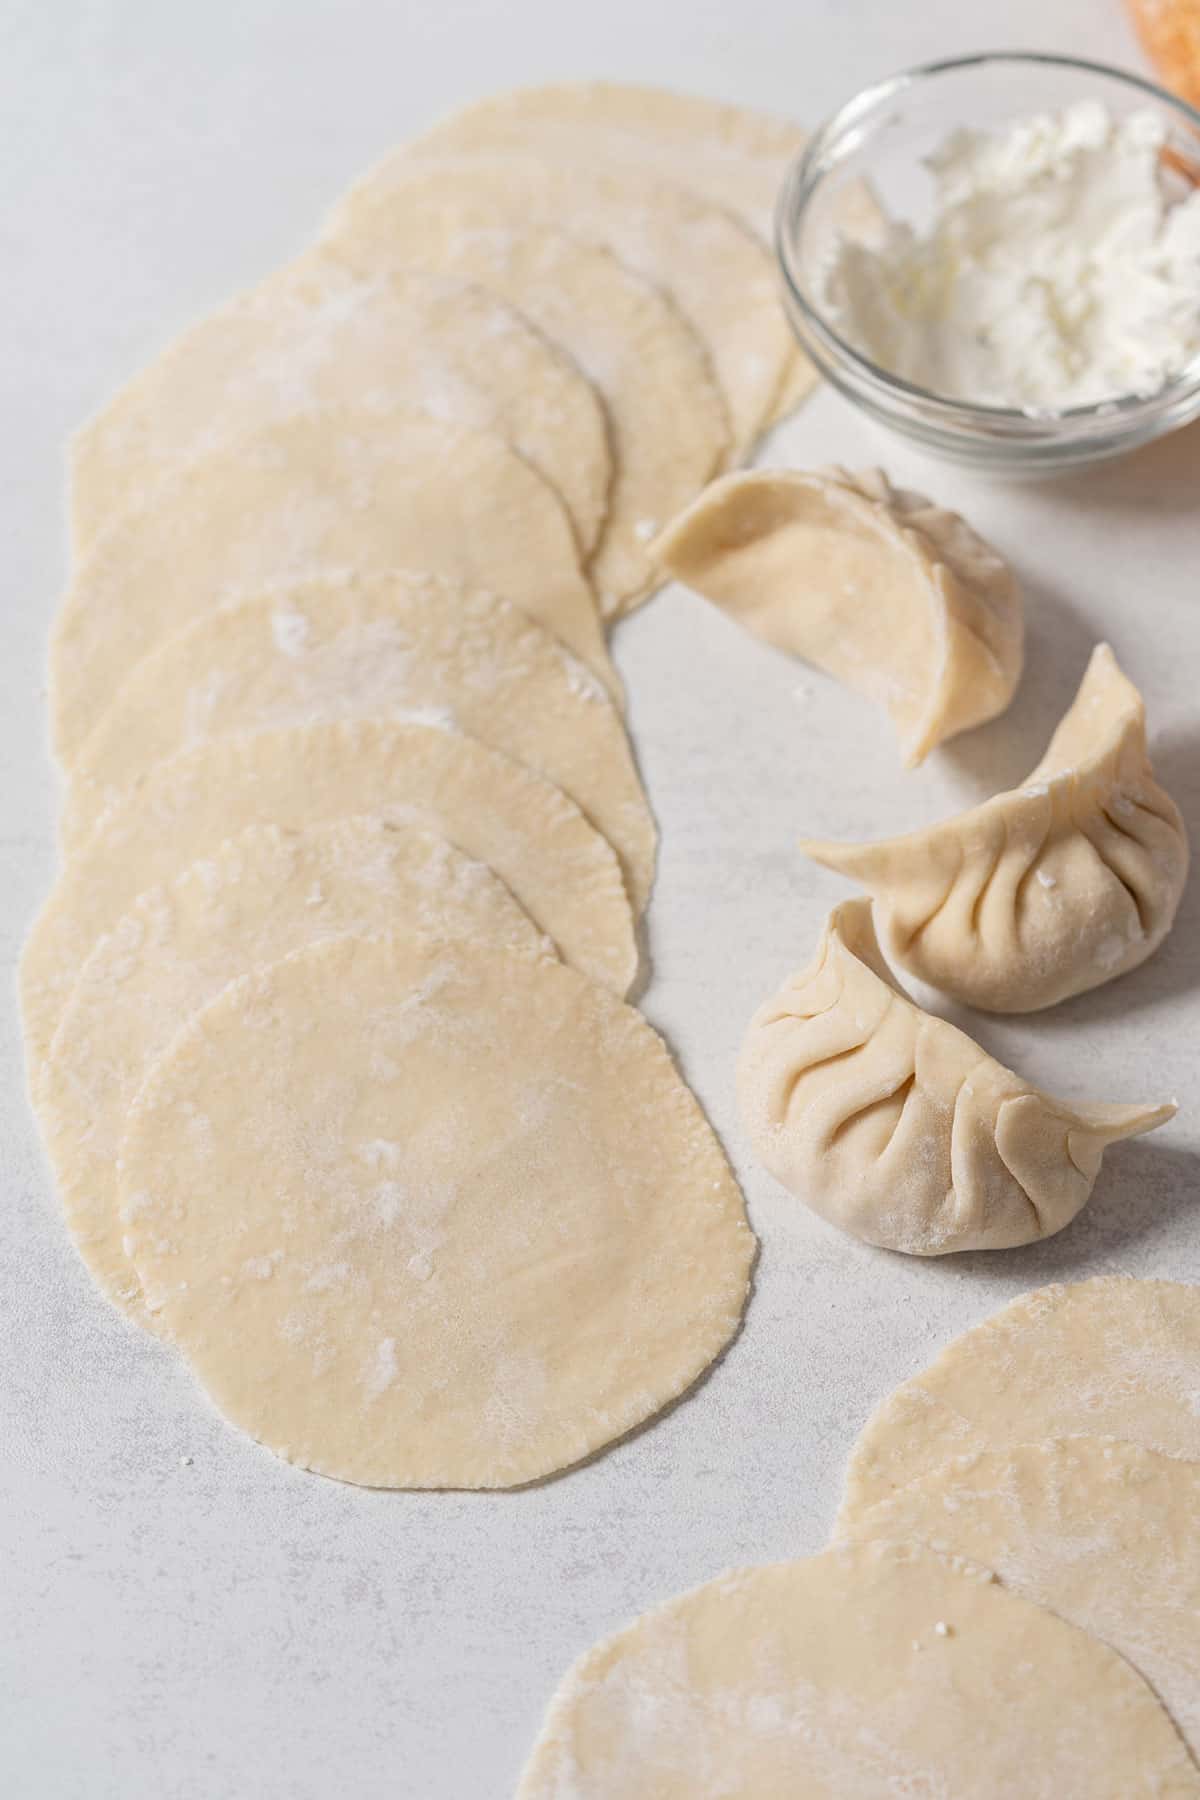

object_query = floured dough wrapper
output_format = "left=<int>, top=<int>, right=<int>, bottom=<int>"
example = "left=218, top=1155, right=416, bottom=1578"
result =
left=327, top=150, right=793, bottom=465
left=803, top=643, right=1189, bottom=1011
left=517, top=1539, right=1199, bottom=1797
left=20, top=719, right=635, bottom=1076
left=51, top=408, right=616, bottom=766
left=738, top=899, right=1172, bottom=1255
left=40, top=818, right=550, bottom=1326
left=413, top=81, right=807, bottom=240
left=404, top=80, right=821, bottom=421
left=319, top=193, right=728, bottom=606
left=119, top=934, right=755, bottom=1488
left=70, top=256, right=610, bottom=559
left=838, top=1277, right=1200, bottom=1527
left=840, top=1436, right=1200, bottom=1761
left=653, top=466, right=1023, bottom=764
left=61, top=570, right=656, bottom=909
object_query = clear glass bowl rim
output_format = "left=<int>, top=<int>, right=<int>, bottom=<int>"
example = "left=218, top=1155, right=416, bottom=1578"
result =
left=775, top=49, right=1200, bottom=434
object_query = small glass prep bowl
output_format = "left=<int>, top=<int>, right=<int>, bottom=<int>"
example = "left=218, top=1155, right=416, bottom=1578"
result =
left=776, top=52, right=1200, bottom=473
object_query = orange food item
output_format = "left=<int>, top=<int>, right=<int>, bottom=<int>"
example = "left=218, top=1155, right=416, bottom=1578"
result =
left=1127, top=0, right=1200, bottom=108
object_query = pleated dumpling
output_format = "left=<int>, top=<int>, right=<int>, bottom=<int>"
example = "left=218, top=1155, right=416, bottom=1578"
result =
left=652, top=466, right=1023, bottom=765
left=802, top=645, right=1189, bottom=1012
left=738, top=900, right=1174, bottom=1255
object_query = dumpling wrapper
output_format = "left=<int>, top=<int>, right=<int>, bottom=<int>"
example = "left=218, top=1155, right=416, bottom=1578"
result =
left=61, top=570, right=656, bottom=911
left=20, top=719, right=635, bottom=1081
left=738, top=898, right=1173, bottom=1254
left=803, top=643, right=1189, bottom=1011
left=839, top=1436, right=1200, bottom=1762
left=411, top=81, right=808, bottom=240
left=326, top=150, right=793, bottom=470
left=39, top=817, right=550, bottom=1327
left=51, top=408, right=617, bottom=767
left=69, top=255, right=611, bottom=561
left=652, top=465, right=1023, bottom=765
left=318, top=189, right=728, bottom=606
left=118, top=933, right=755, bottom=1488
left=516, top=1539, right=1200, bottom=1798
left=837, top=1277, right=1200, bottom=1527
left=403, top=80, right=820, bottom=421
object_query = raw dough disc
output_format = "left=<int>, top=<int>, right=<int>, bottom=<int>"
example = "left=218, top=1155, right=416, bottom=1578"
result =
left=327, top=151, right=793, bottom=467
left=51, top=409, right=616, bottom=766
left=516, top=1539, right=1199, bottom=1797
left=320, top=203, right=728, bottom=605
left=405, top=81, right=820, bottom=423
left=838, top=1278, right=1200, bottom=1528
left=70, top=256, right=610, bottom=560
left=413, top=82, right=807, bottom=239
left=20, top=718, right=635, bottom=1076
left=119, top=933, right=755, bottom=1488
left=62, top=570, right=657, bottom=909
left=39, top=817, right=550, bottom=1326
left=840, top=1436, right=1200, bottom=1761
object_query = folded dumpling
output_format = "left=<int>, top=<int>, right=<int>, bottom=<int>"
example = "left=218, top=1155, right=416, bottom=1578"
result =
left=802, top=644, right=1189, bottom=1012
left=738, top=899, right=1174, bottom=1255
left=651, top=466, right=1023, bottom=765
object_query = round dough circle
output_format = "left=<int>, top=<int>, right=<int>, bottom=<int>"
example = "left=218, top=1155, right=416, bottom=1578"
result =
left=51, top=409, right=616, bottom=766
left=840, top=1435, right=1200, bottom=1762
left=516, top=1539, right=1199, bottom=1797
left=405, top=81, right=820, bottom=425
left=321, top=197, right=728, bottom=608
left=39, top=817, right=550, bottom=1326
left=838, top=1278, right=1200, bottom=1528
left=62, top=570, right=656, bottom=909
left=327, top=151, right=793, bottom=465
left=412, top=81, right=808, bottom=239
left=70, top=256, right=611, bottom=561
left=21, top=718, right=635, bottom=1078
left=119, top=933, right=755, bottom=1489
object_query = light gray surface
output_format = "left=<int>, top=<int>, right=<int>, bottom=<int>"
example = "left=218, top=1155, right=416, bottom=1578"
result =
left=4, top=3, right=1198, bottom=1796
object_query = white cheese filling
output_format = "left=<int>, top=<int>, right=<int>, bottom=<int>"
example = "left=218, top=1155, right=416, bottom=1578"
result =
left=822, top=101, right=1200, bottom=411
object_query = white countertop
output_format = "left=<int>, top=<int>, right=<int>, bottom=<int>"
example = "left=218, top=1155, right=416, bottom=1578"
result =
left=4, top=3, right=1198, bottom=1795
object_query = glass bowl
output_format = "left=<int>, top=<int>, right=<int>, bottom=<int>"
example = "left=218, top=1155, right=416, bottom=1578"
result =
left=776, top=52, right=1200, bottom=473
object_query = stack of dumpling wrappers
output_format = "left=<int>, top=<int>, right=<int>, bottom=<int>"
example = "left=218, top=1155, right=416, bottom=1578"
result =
left=22, top=82, right=841, bottom=1490
left=518, top=1276, right=1200, bottom=1795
